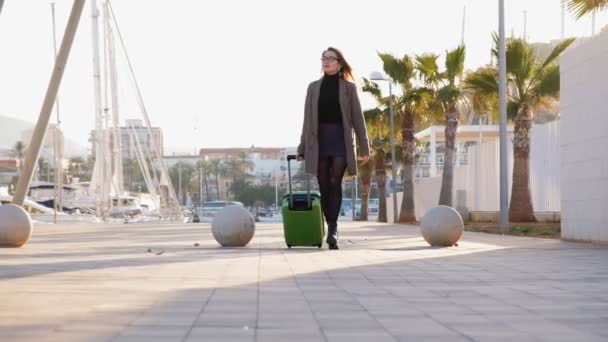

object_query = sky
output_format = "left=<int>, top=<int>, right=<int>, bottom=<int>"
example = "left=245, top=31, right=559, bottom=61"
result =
left=0, top=0, right=606, bottom=155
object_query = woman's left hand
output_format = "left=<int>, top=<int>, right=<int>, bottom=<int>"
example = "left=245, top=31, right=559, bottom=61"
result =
left=358, top=155, right=370, bottom=163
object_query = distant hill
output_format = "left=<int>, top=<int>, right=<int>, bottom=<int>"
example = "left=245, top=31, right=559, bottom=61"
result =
left=0, top=115, right=88, bottom=157
left=0, top=115, right=31, bottom=148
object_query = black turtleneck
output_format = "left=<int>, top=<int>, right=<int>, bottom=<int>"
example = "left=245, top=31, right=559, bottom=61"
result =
left=318, top=73, right=342, bottom=124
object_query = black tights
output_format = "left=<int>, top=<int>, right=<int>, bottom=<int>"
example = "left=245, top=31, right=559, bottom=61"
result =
left=317, top=157, right=347, bottom=226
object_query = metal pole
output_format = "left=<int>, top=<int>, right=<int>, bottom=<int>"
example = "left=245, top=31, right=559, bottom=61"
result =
left=498, top=0, right=509, bottom=234
left=199, top=166, right=203, bottom=203
left=523, top=10, right=527, bottom=41
left=13, top=0, right=85, bottom=206
left=178, top=162, right=182, bottom=206
left=388, top=82, right=398, bottom=223
left=0, top=0, right=5, bottom=17
left=561, top=1, right=566, bottom=40
left=352, top=177, right=357, bottom=221
left=51, top=1, right=63, bottom=223
left=275, top=167, right=278, bottom=209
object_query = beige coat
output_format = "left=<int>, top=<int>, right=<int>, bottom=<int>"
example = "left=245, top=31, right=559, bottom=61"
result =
left=297, top=76, right=370, bottom=176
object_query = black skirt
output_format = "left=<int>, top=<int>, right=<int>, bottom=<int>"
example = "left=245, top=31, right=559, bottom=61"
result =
left=318, top=123, right=346, bottom=158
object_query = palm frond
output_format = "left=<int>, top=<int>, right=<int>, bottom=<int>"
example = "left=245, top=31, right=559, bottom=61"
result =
left=378, top=52, right=415, bottom=89
left=416, top=53, right=440, bottom=87
left=538, top=37, right=576, bottom=72
left=436, top=85, right=461, bottom=104
left=364, top=108, right=383, bottom=120
left=444, top=45, right=466, bottom=86
left=361, top=78, right=382, bottom=100
left=464, top=67, right=499, bottom=115
left=566, top=0, right=608, bottom=19
left=529, top=64, right=561, bottom=107
left=507, top=101, right=520, bottom=121
left=464, top=67, right=498, bottom=94
left=505, top=38, right=535, bottom=97
left=364, top=107, right=390, bottom=142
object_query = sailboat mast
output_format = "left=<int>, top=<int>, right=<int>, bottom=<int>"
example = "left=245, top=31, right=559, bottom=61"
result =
left=106, top=1, right=182, bottom=219
left=105, top=1, right=124, bottom=195
left=461, top=6, right=466, bottom=46
left=90, top=0, right=108, bottom=220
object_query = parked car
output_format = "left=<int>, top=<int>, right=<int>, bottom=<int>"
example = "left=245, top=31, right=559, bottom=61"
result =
left=197, top=200, right=244, bottom=218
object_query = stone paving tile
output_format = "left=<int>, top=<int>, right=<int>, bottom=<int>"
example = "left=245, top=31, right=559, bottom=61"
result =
left=117, top=326, right=188, bottom=338
left=186, top=326, right=255, bottom=340
left=0, top=221, right=607, bottom=341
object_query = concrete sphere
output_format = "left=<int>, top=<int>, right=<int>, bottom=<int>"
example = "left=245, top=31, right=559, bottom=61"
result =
left=211, top=205, right=255, bottom=247
left=0, top=204, right=33, bottom=247
left=420, top=205, right=463, bottom=246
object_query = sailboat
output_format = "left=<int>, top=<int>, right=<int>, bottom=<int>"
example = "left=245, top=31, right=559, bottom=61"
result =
left=27, top=0, right=183, bottom=223
left=87, top=0, right=182, bottom=222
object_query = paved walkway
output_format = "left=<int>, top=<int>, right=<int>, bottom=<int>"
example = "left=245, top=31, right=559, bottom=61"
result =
left=0, top=221, right=607, bottom=341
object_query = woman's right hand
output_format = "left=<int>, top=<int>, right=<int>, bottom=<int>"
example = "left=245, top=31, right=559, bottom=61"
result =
left=297, top=154, right=304, bottom=161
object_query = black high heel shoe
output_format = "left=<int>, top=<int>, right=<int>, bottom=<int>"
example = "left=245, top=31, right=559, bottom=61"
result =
left=327, top=223, right=339, bottom=250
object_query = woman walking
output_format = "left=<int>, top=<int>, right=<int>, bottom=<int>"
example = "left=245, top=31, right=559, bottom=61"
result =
left=297, top=47, right=370, bottom=250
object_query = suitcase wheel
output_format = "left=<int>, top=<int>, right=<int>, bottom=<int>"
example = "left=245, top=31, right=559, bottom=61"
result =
left=287, top=244, right=292, bottom=249
left=317, top=244, right=322, bottom=248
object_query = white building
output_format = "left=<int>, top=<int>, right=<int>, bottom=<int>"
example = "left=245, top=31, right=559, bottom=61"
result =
left=90, top=119, right=163, bottom=161
left=413, top=125, right=514, bottom=179
left=560, top=29, right=608, bottom=243
left=387, top=122, right=561, bottom=223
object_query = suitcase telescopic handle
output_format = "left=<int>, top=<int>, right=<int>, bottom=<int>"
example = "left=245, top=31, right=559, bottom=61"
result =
left=286, top=155, right=311, bottom=210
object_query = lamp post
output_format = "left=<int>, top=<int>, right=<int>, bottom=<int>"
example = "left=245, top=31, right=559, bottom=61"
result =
left=370, top=71, right=398, bottom=223
left=178, top=161, right=182, bottom=206
left=498, top=0, right=509, bottom=233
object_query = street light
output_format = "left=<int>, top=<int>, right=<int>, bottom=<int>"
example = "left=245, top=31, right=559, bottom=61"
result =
left=498, top=0, right=509, bottom=233
left=369, top=71, right=398, bottom=223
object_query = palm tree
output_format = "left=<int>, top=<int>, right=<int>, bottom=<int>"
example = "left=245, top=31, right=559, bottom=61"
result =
left=362, top=80, right=392, bottom=223
left=11, top=141, right=26, bottom=171
left=68, top=156, right=86, bottom=180
left=223, top=152, right=255, bottom=199
left=465, top=37, right=575, bottom=222
left=365, top=108, right=391, bottom=223
left=224, top=152, right=254, bottom=182
left=377, top=53, right=435, bottom=222
left=38, top=158, right=51, bottom=182
left=169, top=162, right=195, bottom=203
left=195, top=159, right=212, bottom=201
left=567, top=0, right=608, bottom=18
left=437, top=45, right=466, bottom=207
left=208, top=158, right=223, bottom=200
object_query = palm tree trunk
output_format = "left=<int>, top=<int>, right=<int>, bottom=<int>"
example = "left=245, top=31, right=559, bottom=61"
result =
left=215, top=174, right=220, bottom=200
left=439, top=103, right=458, bottom=206
left=374, top=150, right=387, bottom=223
left=204, top=173, right=210, bottom=201
left=509, top=105, right=536, bottom=222
left=359, top=161, right=372, bottom=221
left=399, top=109, right=416, bottom=222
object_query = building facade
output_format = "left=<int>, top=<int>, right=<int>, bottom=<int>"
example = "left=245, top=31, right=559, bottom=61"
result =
left=90, top=119, right=163, bottom=161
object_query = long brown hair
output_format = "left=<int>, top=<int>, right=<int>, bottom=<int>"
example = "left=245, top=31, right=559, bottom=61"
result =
left=323, top=47, right=354, bottom=81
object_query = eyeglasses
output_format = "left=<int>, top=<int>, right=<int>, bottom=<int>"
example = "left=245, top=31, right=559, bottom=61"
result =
left=321, top=56, right=339, bottom=63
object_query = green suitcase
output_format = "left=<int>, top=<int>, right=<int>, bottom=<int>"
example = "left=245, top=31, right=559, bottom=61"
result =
left=281, top=155, right=325, bottom=248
